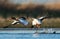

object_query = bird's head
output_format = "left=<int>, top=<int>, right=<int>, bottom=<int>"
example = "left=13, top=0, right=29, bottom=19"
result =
left=11, top=16, right=16, bottom=20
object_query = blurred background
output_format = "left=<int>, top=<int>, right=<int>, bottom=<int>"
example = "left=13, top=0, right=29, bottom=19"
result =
left=0, top=0, right=60, bottom=28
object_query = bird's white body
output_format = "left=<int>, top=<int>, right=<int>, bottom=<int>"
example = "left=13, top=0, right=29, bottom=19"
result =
left=32, top=18, right=42, bottom=25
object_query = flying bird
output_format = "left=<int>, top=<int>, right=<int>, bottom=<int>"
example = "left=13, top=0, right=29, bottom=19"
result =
left=11, top=17, right=29, bottom=26
left=31, top=16, right=47, bottom=28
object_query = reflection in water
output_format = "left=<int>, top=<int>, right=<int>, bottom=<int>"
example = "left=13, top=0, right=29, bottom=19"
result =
left=0, top=33, right=60, bottom=39
left=32, top=31, right=40, bottom=37
left=32, top=33, right=39, bottom=37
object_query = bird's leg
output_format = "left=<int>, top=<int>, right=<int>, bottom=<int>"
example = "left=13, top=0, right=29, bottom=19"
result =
left=35, top=24, right=41, bottom=33
left=36, top=24, right=41, bottom=28
left=37, top=24, right=41, bottom=31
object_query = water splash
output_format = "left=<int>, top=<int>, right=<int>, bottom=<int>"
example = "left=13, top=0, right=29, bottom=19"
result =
left=32, top=32, right=39, bottom=37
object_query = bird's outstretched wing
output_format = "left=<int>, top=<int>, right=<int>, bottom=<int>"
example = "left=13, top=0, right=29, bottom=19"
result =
left=38, top=16, right=46, bottom=21
left=11, top=20, right=19, bottom=25
left=18, top=18, right=29, bottom=26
